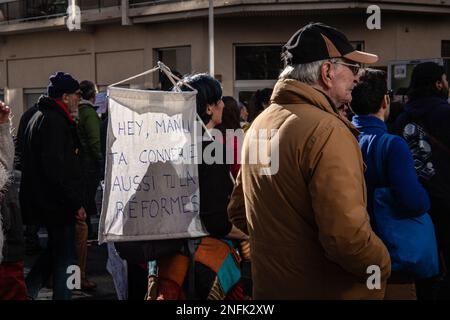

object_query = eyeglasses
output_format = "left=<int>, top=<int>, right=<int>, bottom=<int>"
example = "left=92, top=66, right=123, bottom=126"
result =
left=331, top=60, right=361, bottom=76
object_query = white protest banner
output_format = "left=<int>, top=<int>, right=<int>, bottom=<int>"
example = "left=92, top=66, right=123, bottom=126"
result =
left=99, top=87, right=207, bottom=243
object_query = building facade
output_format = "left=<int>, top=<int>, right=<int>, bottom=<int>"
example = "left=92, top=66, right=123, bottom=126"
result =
left=1, top=0, right=450, bottom=129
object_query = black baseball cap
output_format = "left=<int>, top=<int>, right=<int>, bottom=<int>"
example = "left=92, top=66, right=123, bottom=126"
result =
left=282, top=22, right=378, bottom=65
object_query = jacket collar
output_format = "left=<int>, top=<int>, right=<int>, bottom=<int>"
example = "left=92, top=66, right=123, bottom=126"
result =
left=271, top=79, right=359, bottom=137
left=352, top=114, right=387, bottom=132
left=79, top=99, right=95, bottom=108
left=37, top=95, right=75, bottom=124
left=52, top=98, right=74, bottom=123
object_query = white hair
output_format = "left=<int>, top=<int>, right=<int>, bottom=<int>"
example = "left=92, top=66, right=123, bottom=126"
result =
left=279, top=59, right=329, bottom=85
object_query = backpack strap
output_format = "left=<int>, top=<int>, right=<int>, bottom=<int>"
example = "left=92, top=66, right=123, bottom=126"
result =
left=373, top=134, right=396, bottom=186
left=412, top=118, right=450, bottom=158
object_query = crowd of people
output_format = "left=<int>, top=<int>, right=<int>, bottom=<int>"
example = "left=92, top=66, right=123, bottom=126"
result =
left=1, top=21, right=450, bottom=300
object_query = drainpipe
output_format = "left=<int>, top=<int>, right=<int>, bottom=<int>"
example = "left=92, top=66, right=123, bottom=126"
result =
left=121, top=0, right=131, bottom=25
left=208, top=0, right=214, bottom=76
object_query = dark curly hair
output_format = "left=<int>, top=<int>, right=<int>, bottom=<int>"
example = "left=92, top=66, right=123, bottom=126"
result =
left=351, top=69, right=387, bottom=115
left=217, top=96, right=241, bottom=134
left=79, top=80, right=97, bottom=101
left=248, top=88, right=273, bottom=122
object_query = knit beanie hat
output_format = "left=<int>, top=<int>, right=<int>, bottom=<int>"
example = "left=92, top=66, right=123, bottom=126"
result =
left=47, top=71, right=80, bottom=99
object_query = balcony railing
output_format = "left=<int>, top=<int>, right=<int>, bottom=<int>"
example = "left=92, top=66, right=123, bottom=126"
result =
left=0, top=0, right=123, bottom=24
left=129, top=0, right=180, bottom=8
left=0, top=0, right=183, bottom=24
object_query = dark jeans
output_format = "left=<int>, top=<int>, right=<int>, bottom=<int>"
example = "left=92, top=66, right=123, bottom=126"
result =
left=24, top=225, right=41, bottom=254
left=127, top=263, right=147, bottom=300
left=83, top=170, right=100, bottom=238
left=416, top=247, right=450, bottom=300
left=25, top=223, right=76, bottom=300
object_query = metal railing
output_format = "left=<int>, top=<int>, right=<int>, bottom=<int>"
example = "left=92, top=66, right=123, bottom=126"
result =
left=0, top=0, right=184, bottom=24
left=0, top=0, right=123, bottom=24
left=129, top=0, right=180, bottom=8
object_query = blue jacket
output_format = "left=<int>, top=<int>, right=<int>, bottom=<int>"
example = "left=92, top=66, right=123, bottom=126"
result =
left=352, top=115, right=430, bottom=218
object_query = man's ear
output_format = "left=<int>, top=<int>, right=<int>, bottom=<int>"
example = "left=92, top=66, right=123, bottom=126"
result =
left=382, top=95, right=389, bottom=110
left=379, top=95, right=390, bottom=117
left=320, top=62, right=334, bottom=89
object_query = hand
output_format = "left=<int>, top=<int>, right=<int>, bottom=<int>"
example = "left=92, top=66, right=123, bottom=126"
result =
left=239, top=240, right=251, bottom=259
left=0, top=102, right=11, bottom=124
left=76, top=207, right=87, bottom=221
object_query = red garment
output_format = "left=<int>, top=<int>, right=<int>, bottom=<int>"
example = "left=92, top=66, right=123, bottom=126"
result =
left=156, top=278, right=182, bottom=300
left=156, top=279, right=245, bottom=300
left=230, top=136, right=241, bottom=179
left=0, top=261, right=28, bottom=300
left=220, top=132, right=242, bottom=179
left=52, top=98, right=74, bottom=123
left=225, top=281, right=245, bottom=300
left=156, top=237, right=243, bottom=300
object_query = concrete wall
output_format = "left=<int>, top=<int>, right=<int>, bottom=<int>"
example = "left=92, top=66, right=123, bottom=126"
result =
left=2, top=11, right=450, bottom=129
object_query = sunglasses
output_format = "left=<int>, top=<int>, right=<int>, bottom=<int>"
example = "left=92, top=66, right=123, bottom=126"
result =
left=331, top=60, right=361, bottom=76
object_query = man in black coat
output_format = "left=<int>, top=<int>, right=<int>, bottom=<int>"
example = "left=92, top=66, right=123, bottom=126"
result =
left=394, top=62, right=450, bottom=300
left=15, top=105, right=42, bottom=255
left=21, top=72, right=87, bottom=300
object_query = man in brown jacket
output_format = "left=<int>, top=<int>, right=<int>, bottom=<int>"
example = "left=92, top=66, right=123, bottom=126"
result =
left=229, top=22, right=391, bottom=299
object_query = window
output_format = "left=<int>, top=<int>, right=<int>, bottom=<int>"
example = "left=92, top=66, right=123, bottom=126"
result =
left=24, top=88, right=46, bottom=109
left=442, top=41, right=450, bottom=57
left=233, top=42, right=364, bottom=105
left=235, top=45, right=283, bottom=81
left=234, top=44, right=282, bottom=105
left=350, top=41, right=365, bottom=52
left=387, top=59, right=443, bottom=92
left=155, top=46, right=191, bottom=90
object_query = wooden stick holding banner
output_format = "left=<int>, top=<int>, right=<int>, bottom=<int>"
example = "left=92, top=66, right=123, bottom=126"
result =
left=109, top=62, right=213, bottom=141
